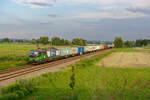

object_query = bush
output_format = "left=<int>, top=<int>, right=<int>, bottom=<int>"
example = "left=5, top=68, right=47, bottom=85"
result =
left=124, top=41, right=135, bottom=48
left=0, top=93, right=19, bottom=100
left=114, top=37, right=123, bottom=48
left=0, top=79, right=37, bottom=100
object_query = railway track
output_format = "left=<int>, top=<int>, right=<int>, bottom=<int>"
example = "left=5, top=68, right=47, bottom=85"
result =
left=0, top=50, right=103, bottom=82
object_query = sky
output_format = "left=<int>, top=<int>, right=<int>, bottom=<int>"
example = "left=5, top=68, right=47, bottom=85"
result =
left=0, top=0, right=150, bottom=41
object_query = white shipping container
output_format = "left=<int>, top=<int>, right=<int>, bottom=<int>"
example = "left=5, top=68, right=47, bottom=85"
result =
left=47, top=50, right=51, bottom=57
left=92, top=46, right=97, bottom=51
left=56, top=50, right=60, bottom=56
left=96, top=46, right=100, bottom=50
left=84, top=46, right=88, bottom=52
left=87, top=46, right=93, bottom=51
left=70, top=47, right=78, bottom=54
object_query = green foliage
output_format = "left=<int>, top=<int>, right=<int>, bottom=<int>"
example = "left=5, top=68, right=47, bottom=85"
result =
left=51, top=37, right=61, bottom=45
left=114, top=37, right=123, bottom=48
left=69, top=66, right=75, bottom=89
left=0, top=79, right=37, bottom=100
left=0, top=93, right=19, bottom=100
left=31, top=38, right=37, bottom=44
left=64, top=40, right=71, bottom=45
left=51, top=37, right=71, bottom=46
left=135, top=39, right=149, bottom=47
left=69, top=66, right=76, bottom=97
left=0, top=38, right=10, bottom=42
left=39, top=36, right=49, bottom=45
left=0, top=36, right=87, bottom=46
left=124, top=41, right=135, bottom=48
left=72, top=38, right=86, bottom=46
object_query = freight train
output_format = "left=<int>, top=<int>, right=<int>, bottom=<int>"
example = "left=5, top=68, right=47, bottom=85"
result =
left=29, top=44, right=114, bottom=64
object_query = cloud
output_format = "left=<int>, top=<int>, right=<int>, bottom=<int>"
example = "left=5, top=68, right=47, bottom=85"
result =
left=127, top=7, right=150, bottom=15
left=12, top=0, right=150, bottom=13
left=127, top=0, right=150, bottom=15
left=47, top=14, right=62, bottom=18
left=73, top=11, right=148, bottom=19
left=30, top=2, right=53, bottom=7
left=13, top=0, right=56, bottom=8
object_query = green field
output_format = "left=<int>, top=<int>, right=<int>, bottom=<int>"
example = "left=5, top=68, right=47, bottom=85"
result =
left=0, top=43, right=69, bottom=70
left=1, top=48, right=150, bottom=100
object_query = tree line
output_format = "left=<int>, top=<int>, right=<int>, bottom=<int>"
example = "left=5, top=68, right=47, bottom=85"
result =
left=114, top=37, right=150, bottom=48
left=1, top=36, right=150, bottom=47
left=0, top=36, right=87, bottom=46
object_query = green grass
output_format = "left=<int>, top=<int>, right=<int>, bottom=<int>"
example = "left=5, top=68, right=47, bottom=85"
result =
left=0, top=43, right=70, bottom=70
left=112, top=48, right=139, bottom=52
left=0, top=43, right=35, bottom=70
left=1, top=48, right=150, bottom=100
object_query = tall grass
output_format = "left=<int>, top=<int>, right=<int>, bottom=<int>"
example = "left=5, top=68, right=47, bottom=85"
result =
left=0, top=55, right=28, bottom=70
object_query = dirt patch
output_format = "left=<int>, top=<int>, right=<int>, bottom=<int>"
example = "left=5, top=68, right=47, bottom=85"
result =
left=98, top=52, right=150, bottom=68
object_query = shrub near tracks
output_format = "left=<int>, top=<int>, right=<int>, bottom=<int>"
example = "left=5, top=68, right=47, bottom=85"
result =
left=0, top=79, right=37, bottom=100
left=1, top=48, right=150, bottom=100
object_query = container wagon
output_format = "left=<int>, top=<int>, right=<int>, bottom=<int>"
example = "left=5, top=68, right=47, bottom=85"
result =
left=78, top=47, right=84, bottom=54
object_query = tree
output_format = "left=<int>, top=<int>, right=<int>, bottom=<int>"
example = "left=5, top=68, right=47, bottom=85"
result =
left=39, top=36, right=49, bottom=44
left=72, top=38, right=86, bottom=46
left=15, top=39, right=24, bottom=43
left=72, top=38, right=80, bottom=45
left=135, top=39, right=148, bottom=47
left=51, top=37, right=61, bottom=45
left=51, top=37, right=72, bottom=45
left=114, top=37, right=123, bottom=48
left=60, top=38, right=65, bottom=45
left=31, top=38, right=37, bottom=44
left=135, top=39, right=143, bottom=47
left=64, top=40, right=71, bottom=45
left=1, top=38, right=10, bottom=42
left=124, top=41, right=135, bottom=48
left=142, top=39, right=148, bottom=46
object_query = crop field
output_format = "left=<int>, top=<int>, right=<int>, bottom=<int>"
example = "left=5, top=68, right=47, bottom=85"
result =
left=0, top=43, right=69, bottom=70
left=1, top=48, right=150, bottom=100
left=98, top=52, right=150, bottom=68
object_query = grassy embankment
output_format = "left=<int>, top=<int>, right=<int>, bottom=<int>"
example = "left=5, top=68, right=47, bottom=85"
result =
left=1, top=48, right=150, bottom=100
left=0, top=43, right=69, bottom=70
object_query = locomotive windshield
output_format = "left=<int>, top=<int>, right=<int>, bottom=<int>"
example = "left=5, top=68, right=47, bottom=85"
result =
left=29, top=50, right=39, bottom=56
left=29, top=49, right=47, bottom=57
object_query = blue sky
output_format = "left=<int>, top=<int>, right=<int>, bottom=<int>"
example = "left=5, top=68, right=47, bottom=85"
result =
left=0, top=0, right=150, bottom=40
